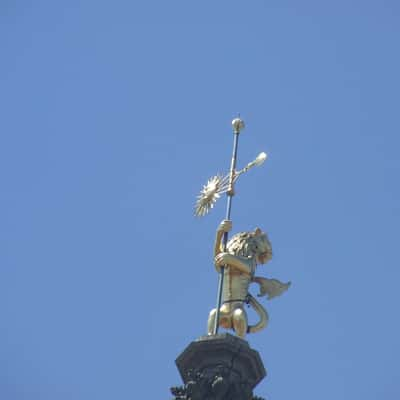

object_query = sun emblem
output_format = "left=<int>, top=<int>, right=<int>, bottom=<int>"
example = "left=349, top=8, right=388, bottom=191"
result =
left=195, top=174, right=230, bottom=217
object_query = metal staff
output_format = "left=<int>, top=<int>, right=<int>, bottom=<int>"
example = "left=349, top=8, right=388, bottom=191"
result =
left=194, top=117, right=267, bottom=334
left=213, top=117, right=244, bottom=334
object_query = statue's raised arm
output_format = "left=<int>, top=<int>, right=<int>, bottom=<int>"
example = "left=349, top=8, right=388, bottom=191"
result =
left=214, top=220, right=232, bottom=258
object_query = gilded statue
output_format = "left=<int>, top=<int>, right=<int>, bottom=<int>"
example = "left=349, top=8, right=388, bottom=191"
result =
left=193, top=117, right=290, bottom=339
left=207, top=220, right=290, bottom=338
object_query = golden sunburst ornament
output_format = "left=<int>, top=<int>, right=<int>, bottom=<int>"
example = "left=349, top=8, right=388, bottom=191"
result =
left=195, top=175, right=229, bottom=217
left=194, top=151, right=268, bottom=217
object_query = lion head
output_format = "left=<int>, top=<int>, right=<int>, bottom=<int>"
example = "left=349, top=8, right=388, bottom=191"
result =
left=226, top=227, right=272, bottom=265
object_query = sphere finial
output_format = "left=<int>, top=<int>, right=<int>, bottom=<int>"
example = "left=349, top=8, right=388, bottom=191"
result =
left=232, top=117, right=245, bottom=134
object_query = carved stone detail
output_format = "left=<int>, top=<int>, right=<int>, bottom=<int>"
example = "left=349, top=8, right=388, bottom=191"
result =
left=171, top=334, right=266, bottom=400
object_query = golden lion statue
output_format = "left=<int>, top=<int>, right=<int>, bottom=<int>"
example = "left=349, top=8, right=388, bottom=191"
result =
left=207, top=220, right=290, bottom=338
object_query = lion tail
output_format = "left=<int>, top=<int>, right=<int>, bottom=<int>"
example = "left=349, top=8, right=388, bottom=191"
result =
left=247, top=294, right=269, bottom=334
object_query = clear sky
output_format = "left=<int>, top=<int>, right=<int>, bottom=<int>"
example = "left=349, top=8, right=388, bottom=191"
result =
left=1, top=1, right=400, bottom=399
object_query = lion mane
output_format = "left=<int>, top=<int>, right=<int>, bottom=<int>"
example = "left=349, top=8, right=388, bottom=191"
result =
left=226, top=228, right=272, bottom=262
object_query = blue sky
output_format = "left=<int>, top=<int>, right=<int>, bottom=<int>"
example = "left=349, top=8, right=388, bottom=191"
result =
left=1, top=1, right=400, bottom=399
